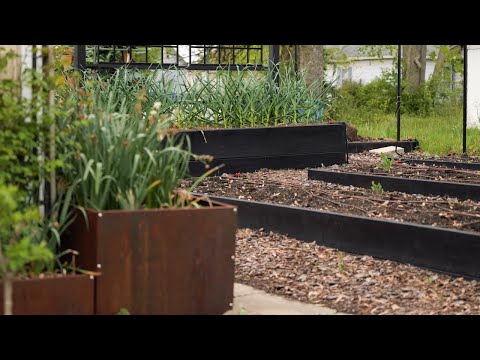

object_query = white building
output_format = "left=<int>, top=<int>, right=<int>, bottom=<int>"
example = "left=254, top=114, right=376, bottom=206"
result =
left=467, top=45, right=480, bottom=128
left=325, top=45, right=438, bottom=86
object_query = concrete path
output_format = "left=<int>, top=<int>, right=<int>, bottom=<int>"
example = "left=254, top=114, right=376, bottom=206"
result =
left=224, top=283, right=346, bottom=315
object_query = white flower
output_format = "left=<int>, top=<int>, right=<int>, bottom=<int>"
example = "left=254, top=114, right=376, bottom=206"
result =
left=149, top=110, right=158, bottom=116
left=153, top=102, right=162, bottom=110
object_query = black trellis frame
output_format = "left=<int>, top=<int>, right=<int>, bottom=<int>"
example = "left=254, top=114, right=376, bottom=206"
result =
left=397, top=44, right=469, bottom=154
left=74, top=45, right=276, bottom=71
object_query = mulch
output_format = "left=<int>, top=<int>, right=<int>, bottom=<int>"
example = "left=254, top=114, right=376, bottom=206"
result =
left=236, top=228, right=480, bottom=315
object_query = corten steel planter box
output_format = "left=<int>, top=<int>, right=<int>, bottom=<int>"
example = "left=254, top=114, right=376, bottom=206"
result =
left=0, top=275, right=94, bottom=315
left=198, top=194, right=480, bottom=280
left=63, top=200, right=237, bottom=315
left=307, top=168, right=480, bottom=201
left=348, top=140, right=419, bottom=154
left=180, top=123, right=348, bottom=176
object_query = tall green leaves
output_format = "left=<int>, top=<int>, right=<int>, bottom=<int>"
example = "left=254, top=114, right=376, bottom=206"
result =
left=74, top=65, right=334, bottom=129
left=60, top=89, right=198, bottom=211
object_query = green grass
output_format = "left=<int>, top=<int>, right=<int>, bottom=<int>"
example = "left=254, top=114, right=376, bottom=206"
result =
left=349, top=112, right=480, bottom=155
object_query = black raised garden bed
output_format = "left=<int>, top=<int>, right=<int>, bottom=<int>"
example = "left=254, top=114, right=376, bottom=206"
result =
left=348, top=140, right=419, bottom=154
left=198, top=193, right=480, bottom=280
left=404, top=159, right=480, bottom=171
left=307, top=168, right=480, bottom=201
left=181, top=123, right=348, bottom=176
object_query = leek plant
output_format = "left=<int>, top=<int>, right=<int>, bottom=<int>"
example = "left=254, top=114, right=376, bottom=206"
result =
left=59, top=86, right=213, bottom=211
left=70, top=64, right=334, bottom=130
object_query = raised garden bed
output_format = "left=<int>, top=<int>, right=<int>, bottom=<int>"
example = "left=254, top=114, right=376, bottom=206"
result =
left=0, top=274, right=94, bottom=315
left=348, top=140, right=419, bottom=154
left=235, top=228, right=480, bottom=315
left=401, top=153, right=480, bottom=170
left=189, top=169, right=480, bottom=279
left=308, top=162, right=480, bottom=200
left=181, top=123, right=347, bottom=176
left=63, top=199, right=237, bottom=315
left=404, top=159, right=480, bottom=170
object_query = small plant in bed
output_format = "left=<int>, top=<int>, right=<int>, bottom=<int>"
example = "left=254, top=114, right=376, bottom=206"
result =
left=371, top=181, right=384, bottom=195
left=378, top=153, right=395, bottom=172
left=0, top=184, right=55, bottom=315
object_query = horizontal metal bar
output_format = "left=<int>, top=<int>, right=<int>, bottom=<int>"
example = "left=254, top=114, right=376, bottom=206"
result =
left=86, top=63, right=265, bottom=71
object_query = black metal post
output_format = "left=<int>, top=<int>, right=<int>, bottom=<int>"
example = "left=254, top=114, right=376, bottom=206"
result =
left=397, top=45, right=402, bottom=142
left=74, top=45, right=86, bottom=70
left=269, top=45, right=280, bottom=84
left=463, top=45, right=468, bottom=154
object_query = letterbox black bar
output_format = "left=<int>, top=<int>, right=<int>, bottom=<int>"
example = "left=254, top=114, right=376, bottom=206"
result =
left=463, top=45, right=468, bottom=154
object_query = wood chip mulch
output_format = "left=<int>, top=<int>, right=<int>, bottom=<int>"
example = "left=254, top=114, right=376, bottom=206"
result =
left=236, top=228, right=480, bottom=315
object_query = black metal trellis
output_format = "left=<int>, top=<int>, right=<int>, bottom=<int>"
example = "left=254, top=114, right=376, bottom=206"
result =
left=397, top=45, right=469, bottom=154
left=74, top=45, right=273, bottom=71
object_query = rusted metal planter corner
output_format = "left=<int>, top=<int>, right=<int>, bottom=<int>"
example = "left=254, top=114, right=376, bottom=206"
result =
left=63, top=199, right=237, bottom=315
left=0, top=274, right=95, bottom=315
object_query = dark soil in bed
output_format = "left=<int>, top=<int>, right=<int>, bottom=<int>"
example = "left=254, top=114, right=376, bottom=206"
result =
left=334, top=152, right=480, bottom=184
left=402, top=151, right=480, bottom=163
left=235, top=228, right=480, bottom=315
left=184, top=169, right=480, bottom=233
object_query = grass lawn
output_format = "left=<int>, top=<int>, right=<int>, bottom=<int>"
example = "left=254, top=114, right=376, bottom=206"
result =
left=347, top=113, right=480, bottom=156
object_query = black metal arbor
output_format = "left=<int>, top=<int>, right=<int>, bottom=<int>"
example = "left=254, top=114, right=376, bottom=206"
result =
left=75, top=45, right=470, bottom=154
left=395, top=45, right=469, bottom=154
left=74, top=45, right=281, bottom=71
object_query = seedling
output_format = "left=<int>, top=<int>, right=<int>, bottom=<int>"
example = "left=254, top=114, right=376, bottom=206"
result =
left=379, top=153, right=395, bottom=172
left=371, top=181, right=384, bottom=194
left=239, top=306, right=248, bottom=315
left=117, top=308, right=130, bottom=315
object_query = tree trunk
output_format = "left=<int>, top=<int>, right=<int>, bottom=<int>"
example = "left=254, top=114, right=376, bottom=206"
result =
left=403, top=45, right=427, bottom=92
left=280, top=45, right=294, bottom=65
left=432, top=47, right=446, bottom=79
left=297, top=45, right=324, bottom=95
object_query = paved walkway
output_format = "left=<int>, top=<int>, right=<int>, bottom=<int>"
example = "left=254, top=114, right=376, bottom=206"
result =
left=224, top=283, right=346, bottom=315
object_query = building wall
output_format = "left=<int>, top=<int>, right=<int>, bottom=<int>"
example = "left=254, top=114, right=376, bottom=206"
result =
left=326, top=58, right=436, bottom=87
left=0, top=45, right=22, bottom=81
left=467, top=45, right=480, bottom=128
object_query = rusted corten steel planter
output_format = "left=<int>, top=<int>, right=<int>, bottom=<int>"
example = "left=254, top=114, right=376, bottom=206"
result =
left=0, top=275, right=94, bottom=315
left=63, top=200, right=237, bottom=315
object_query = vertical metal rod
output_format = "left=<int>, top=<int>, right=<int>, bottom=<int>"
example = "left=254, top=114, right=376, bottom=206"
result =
left=47, top=45, right=56, bottom=207
left=396, top=44, right=402, bottom=142
left=463, top=45, right=468, bottom=154
left=74, top=45, right=86, bottom=70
